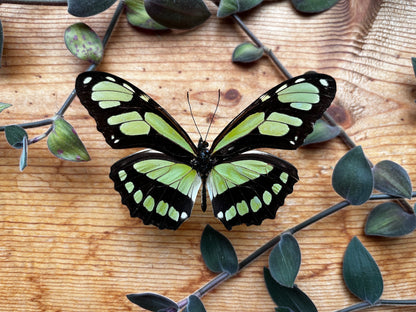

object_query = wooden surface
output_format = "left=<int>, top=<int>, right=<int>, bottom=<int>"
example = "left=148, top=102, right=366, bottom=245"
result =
left=1, top=0, right=416, bottom=311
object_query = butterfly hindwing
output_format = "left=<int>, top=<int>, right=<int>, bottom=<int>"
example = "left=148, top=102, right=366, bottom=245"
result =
left=206, top=151, right=298, bottom=230
left=110, top=149, right=202, bottom=230
left=210, top=74, right=336, bottom=159
left=76, top=72, right=197, bottom=162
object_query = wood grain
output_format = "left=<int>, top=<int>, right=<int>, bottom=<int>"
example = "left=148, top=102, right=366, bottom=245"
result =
left=1, top=0, right=416, bottom=311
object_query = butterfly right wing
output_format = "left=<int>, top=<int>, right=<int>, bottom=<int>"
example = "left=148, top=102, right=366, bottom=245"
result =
left=110, top=149, right=202, bottom=230
left=76, top=71, right=197, bottom=162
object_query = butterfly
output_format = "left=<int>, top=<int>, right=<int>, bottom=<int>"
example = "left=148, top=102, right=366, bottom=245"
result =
left=75, top=71, right=336, bottom=230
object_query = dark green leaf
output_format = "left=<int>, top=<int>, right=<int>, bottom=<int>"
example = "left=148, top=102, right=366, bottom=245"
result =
left=125, top=0, right=168, bottom=30
left=126, top=293, right=178, bottom=311
left=217, top=0, right=263, bottom=18
left=332, top=146, right=373, bottom=205
left=183, top=295, right=206, bottom=312
left=0, top=103, right=12, bottom=113
left=264, top=268, right=317, bottom=312
left=343, top=237, right=383, bottom=305
left=269, top=233, right=301, bottom=288
left=412, top=57, right=416, bottom=77
left=47, top=117, right=90, bottom=162
left=365, top=202, right=416, bottom=237
left=0, top=20, right=3, bottom=68
left=373, top=160, right=412, bottom=199
left=67, top=0, right=117, bottom=17
left=200, top=225, right=238, bottom=275
left=303, top=119, right=340, bottom=145
left=5, top=125, right=28, bottom=149
left=290, top=0, right=340, bottom=13
left=275, top=308, right=294, bottom=312
left=232, top=42, right=264, bottom=63
left=19, top=135, right=28, bottom=171
left=144, top=0, right=211, bottom=29
left=64, top=23, right=103, bottom=64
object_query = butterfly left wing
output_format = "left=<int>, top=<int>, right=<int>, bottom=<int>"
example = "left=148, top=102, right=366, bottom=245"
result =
left=206, top=151, right=298, bottom=230
left=210, top=73, right=336, bottom=159
left=110, top=149, right=202, bottom=230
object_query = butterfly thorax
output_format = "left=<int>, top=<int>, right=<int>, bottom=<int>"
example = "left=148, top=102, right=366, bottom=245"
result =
left=191, top=138, right=213, bottom=179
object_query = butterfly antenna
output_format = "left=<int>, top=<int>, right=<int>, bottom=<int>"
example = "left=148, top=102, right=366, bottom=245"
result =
left=187, top=92, right=202, bottom=139
left=204, top=90, right=220, bottom=142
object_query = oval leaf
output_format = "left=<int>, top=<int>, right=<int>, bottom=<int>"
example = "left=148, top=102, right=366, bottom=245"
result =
left=5, top=125, right=28, bottom=149
left=64, top=23, right=103, bottom=64
left=0, top=103, right=12, bottom=113
left=184, top=295, right=206, bottom=312
left=200, top=225, right=238, bottom=275
left=217, top=0, right=263, bottom=18
left=144, top=0, right=211, bottom=29
left=412, top=57, right=416, bottom=77
left=47, top=117, right=90, bottom=162
left=232, top=42, right=264, bottom=63
left=332, top=146, right=373, bottom=205
left=67, top=0, right=117, bottom=17
left=343, top=237, right=383, bottom=305
left=127, top=293, right=178, bottom=311
left=290, top=0, right=340, bottom=13
left=276, top=308, right=295, bottom=312
left=19, top=135, right=28, bottom=171
left=365, top=202, right=416, bottom=237
left=303, top=119, right=340, bottom=145
left=373, top=160, right=412, bottom=199
left=125, top=0, right=168, bottom=30
left=269, top=233, right=301, bottom=288
left=264, top=268, right=317, bottom=312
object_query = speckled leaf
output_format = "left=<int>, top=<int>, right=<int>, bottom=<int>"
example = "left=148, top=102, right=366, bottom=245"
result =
left=290, top=0, right=340, bottom=13
left=303, top=119, right=340, bottom=145
left=200, top=225, right=238, bottom=275
left=217, top=0, right=263, bottom=17
left=412, top=57, right=416, bottom=77
left=269, top=233, right=301, bottom=288
left=0, top=20, right=3, bottom=68
left=144, top=0, right=211, bottom=29
left=183, top=295, right=206, bottom=312
left=264, top=268, right=317, bottom=312
left=5, top=125, right=28, bottom=149
left=125, top=0, right=168, bottom=30
left=373, top=160, right=412, bottom=199
left=64, top=23, right=103, bottom=64
left=47, top=117, right=90, bottom=162
left=0, top=103, right=12, bottom=113
left=343, top=237, right=383, bottom=304
left=365, top=202, right=416, bottom=237
left=127, top=293, right=178, bottom=311
left=67, top=0, right=117, bottom=17
left=332, top=146, right=373, bottom=205
left=232, top=42, right=264, bottom=63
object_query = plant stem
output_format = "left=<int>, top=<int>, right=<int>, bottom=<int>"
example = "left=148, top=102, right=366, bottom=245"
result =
left=335, top=299, right=416, bottom=312
left=177, top=191, right=416, bottom=308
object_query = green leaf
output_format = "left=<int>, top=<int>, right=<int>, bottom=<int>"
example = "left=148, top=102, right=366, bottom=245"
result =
left=125, top=0, right=168, bottom=30
left=232, top=42, right=264, bottom=63
left=264, top=268, right=317, bottom=312
left=303, top=119, right=340, bottom=145
left=64, top=23, right=103, bottom=64
left=144, top=0, right=211, bottom=29
left=269, top=233, right=301, bottom=288
left=365, top=202, right=416, bottom=237
left=290, top=0, right=340, bottom=13
left=332, top=146, right=373, bottom=205
left=200, top=225, right=238, bottom=275
left=217, top=0, right=263, bottom=18
left=373, top=160, right=412, bottom=199
left=67, top=0, right=117, bottom=17
left=343, top=237, right=383, bottom=305
left=47, top=117, right=90, bottom=162
left=126, top=293, right=178, bottom=311
left=183, top=295, right=206, bottom=312
left=0, top=103, right=12, bottom=113
left=0, top=20, right=3, bottom=68
left=412, top=57, right=416, bottom=77
left=275, top=308, right=294, bottom=312
left=5, top=125, right=28, bottom=149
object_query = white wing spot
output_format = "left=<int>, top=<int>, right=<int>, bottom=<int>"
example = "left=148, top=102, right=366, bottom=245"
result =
left=320, top=79, right=329, bottom=87
left=217, top=211, right=224, bottom=219
left=106, top=76, right=116, bottom=82
left=180, top=212, right=188, bottom=220
left=114, top=139, right=120, bottom=144
left=276, top=84, right=288, bottom=93
left=123, top=83, right=135, bottom=93
left=83, top=77, right=92, bottom=84
left=295, top=78, right=306, bottom=83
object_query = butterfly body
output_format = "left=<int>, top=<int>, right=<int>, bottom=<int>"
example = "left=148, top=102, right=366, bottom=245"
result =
left=76, top=72, right=336, bottom=230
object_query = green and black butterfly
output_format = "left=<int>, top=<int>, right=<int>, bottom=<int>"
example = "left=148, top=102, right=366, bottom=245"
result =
left=75, top=71, right=336, bottom=230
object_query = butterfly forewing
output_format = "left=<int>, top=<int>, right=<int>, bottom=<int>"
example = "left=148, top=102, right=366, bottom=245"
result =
left=210, top=74, right=336, bottom=159
left=76, top=72, right=198, bottom=162
left=206, top=151, right=298, bottom=230
left=110, top=149, right=202, bottom=230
